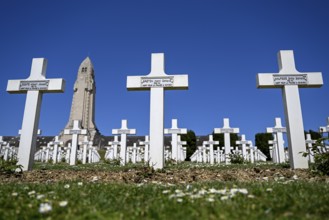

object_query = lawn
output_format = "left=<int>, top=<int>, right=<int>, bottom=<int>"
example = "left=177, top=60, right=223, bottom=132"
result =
left=0, top=162, right=329, bottom=220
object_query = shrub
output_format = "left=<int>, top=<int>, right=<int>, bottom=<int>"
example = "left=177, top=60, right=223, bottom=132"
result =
left=303, top=137, right=329, bottom=175
left=229, top=153, right=245, bottom=164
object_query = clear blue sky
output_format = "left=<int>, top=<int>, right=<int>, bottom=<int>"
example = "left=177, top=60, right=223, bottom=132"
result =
left=1, top=0, right=328, bottom=144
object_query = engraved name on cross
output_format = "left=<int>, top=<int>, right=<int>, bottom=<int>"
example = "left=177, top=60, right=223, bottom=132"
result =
left=127, top=53, right=188, bottom=169
left=7, top=58, right=65, bottom=171
left=257, top=50, right=323, bottom=168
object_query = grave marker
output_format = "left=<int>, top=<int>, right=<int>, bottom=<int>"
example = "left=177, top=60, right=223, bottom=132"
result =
left=257, top=50, right=323, bottom=168
left=79, top=136, right=92, bottom=164
left=203, top=135, right=219, bottom=164
left=64, top=120, right=87, bottom=165
left=305, top=133, right=316, bottom=163
left=108, top=136, right=120, bottom=160
left=236, top=134, right=252, bottom=160
left=214, top=118, right=239, bottom=164
left=266, top=118, right=286, bottom=163
left=139, top=135, right=150, bottom=163
left=127, top=53, right=188, bottom=169
left=164, top=119, right=187, bottom=161
left=112, top=119, right=136, bottom=165
left=52, top=136, right=63, bottom=164
left=7, top=58, right=65, bottom=170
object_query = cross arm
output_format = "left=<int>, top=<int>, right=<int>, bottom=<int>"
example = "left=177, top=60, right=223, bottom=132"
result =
left=127, top=75, right=188, bottom=91
left=256, top=73, right=323, bottom=88
left=7, top=78, right=65, bottom=94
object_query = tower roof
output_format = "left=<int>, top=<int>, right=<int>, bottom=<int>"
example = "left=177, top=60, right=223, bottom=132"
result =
left=80, top=57, right=94, bottom=69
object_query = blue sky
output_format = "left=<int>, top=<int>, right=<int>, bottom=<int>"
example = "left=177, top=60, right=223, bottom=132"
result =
left=0, top=0, right=328, bottom=144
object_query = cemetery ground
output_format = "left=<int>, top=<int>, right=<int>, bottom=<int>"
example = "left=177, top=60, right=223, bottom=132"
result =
left=1, top=160, right=329, bottom=220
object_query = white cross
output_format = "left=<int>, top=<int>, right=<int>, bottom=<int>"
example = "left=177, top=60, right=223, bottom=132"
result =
left=79, top=136, right=93, bottom=164
left=177, top=135, right=187, bottom=162
left=203, top=135, right=219, bottom=165
left=257, top=50, right=323, bottom=169
left=108, top=136, right=120, bottom=160
left=305, top=133, right=316, bottom=163
left=139, top=135, right=150, bottom=163
left=319, top=117, right=329, bottom=134
left=64, top=120, right=87, bottom=165
left=165, top=119, right=187, bottom=161
left=0, top=136, right=7, bottom=154
left=7, top=58, right=65, bottom=170
left=268, top=135, right=279, bottom=163
left=112, top=119, right=136, bottom=166
left=52, top=136, right=63, bottom=164
left=236, top=134, right=252, bottom=160
left=131, top=143, right=138, bottom=163
left=214, top=118, right=239, bottom=164
left=266, top=117, right=286, bottom=164
left=127, top=53, right=188, bottom=169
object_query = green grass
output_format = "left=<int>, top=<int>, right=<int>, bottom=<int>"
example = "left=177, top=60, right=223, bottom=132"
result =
left=0, top=181, right=329, bottom=220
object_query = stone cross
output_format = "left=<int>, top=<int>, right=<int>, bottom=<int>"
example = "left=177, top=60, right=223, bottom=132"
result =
left=203, top=135, right=219, bottom=165
left=177, top=135, right=187, bottom=162
left=131, top=143, right=138, bottom=163
left=164, top=119, right=187, bottom=161
left=112, top=119, right=136, bottom=165
left=268, top=136, right=279, bottom=163
left=214, top=118, right=240, bottom=164
left=319, top=117, right=329, bottom=134
left=236, top=134, right=252, bottom=160
left=52, top=136, right=63, bottom=164
left=79, top=136, right=92, bottom=164
left=266, top=117, right=286, bottom=164
left=257, top=50, right=323, bottom=168
left=305, top=134, right=316, bottom=163
left=64, top=120, right=87, bottom=165
left=200, top=143, right=208, bottom=163
left=65, top=144, right=71, bottom=163
left=0, top=136, right=7, bottom=153
left=7, top=58, right=65, bottom=170
left=45, top=142, right=53, bottom=163
left=108, top=136, right=120, bottom=160
left=139, top=135, right=150, bottom=163
left=127, top=53, right=188, bottom=169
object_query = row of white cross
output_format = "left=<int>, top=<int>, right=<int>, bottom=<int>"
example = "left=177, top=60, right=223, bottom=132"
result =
left=6, top=50, right=324, bottom=171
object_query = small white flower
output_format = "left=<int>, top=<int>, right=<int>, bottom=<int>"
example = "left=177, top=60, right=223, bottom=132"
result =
left=292, top=175, right=298, bottom=180
left=209, top=188, right=218, bottom=194
left=39, top=203, right=52, bottom=213
left=64, top=184, right=70, bottom=189
left=59, top=201, right=68, bottom=207
left=266, top=188, right=273, bottom=192
left=77, top=182, right=83, bottom=186
left=221, top=196, right=229, bottom=201
left=162, top=190, right=170, bottom=194
left=262, top=177, right=269, bottom=181
left=177, top=198, right=183, bottom=203
left=92, top=176, right=99, bottom=182
left=248, top=195, right=255, bottom=199
left=28, top=191, right=36, bottom=196
left=175, top=189, right=182, bottom=193
left=207, top=197, right=215, bottom=202
left=198, top=189, right=207, bottom=195
left=37, top=194, right=45, bottom=200
left=11, top=192, right=18, bottom=197
left=238, top=189, right=248, bottom=194
left=186, top=185, right=192, bottom=190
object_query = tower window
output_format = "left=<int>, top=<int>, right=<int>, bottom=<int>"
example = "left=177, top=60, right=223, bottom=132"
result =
left=82, top=67, right=88, bottom=72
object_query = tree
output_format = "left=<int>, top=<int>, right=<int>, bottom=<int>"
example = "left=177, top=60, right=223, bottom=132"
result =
left=181, top=130, right=197, bottom=161
left=255, top=133, right=273, bottom=160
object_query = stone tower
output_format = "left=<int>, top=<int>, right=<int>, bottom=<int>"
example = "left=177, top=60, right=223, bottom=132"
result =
left=60, top=57, right=100, bottom=144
